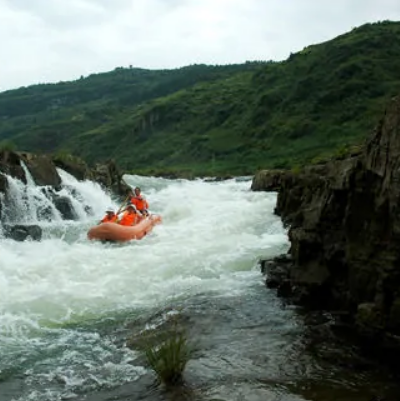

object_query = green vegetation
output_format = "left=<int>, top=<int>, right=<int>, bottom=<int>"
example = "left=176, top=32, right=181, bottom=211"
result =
left=1, top=21, right=400, bottom=175
left=127, top=313, right=193, bottom=387
left=144, top=326, right=192, bottom=386
left=0, top=139, right=16, bottom=152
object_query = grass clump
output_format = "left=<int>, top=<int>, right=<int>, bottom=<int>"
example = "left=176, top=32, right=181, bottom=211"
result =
left=144, top=325, right=192, bottom=386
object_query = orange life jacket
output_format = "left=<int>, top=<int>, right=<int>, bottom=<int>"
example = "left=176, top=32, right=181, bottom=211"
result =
left=130, top=195, right=149, bottom=211
left=101, top=214, right=117, bottom=223
left=118, top=211, right=139, bottom=226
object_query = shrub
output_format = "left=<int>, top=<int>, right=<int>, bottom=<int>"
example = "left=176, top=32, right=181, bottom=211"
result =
left=0, top=140, right=16, bottom=151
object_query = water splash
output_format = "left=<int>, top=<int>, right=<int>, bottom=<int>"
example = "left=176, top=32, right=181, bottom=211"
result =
left=56, top=168, right=118, bottom=221
left=0, top=175, right=290, bottom=400
left=1, top=174, right=62, bottom=224
left=0, top=166, right=117, bottom=226
left=20, top=160, right=36, bottom=187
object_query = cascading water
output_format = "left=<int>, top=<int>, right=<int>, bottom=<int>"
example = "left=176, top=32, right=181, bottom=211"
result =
left=56, top=168, right=117, bottom=221
left=0, top=162, right=116, bottom=229
left=1, top=172, right=62, bottom=224
left=0, top=174, right=399, bottom=401
left=20, top=160, right=36, bottom=187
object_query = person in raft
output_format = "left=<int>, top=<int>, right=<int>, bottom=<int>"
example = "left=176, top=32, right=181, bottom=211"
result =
left=99, top=207, right=117, bottom=224
left=118, top=204, right=141, bottom=226
left=129, top=187, right=149, bottom=214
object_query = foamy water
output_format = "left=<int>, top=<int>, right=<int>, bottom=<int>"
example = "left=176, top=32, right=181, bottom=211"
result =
left=0, top=174, right=288, bottom=401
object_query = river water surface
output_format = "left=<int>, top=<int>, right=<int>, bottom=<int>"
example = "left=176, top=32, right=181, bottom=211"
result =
left=0, top=174, right=399, bottom=401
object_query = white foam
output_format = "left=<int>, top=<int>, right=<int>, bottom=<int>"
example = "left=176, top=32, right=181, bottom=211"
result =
left=0, top=174, right=289, bottom=399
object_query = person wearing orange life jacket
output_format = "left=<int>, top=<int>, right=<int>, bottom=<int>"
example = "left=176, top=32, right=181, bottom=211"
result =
left=118, top=205, right=140, bottom=226
left=99, top=207, right=117, bottom=224
left=130, top=187, right=149, bottom=213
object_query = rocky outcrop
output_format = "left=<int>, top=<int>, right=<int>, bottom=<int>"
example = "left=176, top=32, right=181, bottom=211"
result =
left=53, top=154, right=130, bottom=197
left=255, top=96, right=400, bottom=362
left=92, top=160, right=131, bottom=196
left=0, top=151, right=128, bottom=197
left=20, top=152, right=62, bottom=187
left=53, top=196, right=78, bottom=220
left=2, top=224, right=42, bottom=241
left=0, top=150, right=26, bottom=183
left=251, top=169, right=286, bottom=192
left=52, top=154, right=93, bottom=181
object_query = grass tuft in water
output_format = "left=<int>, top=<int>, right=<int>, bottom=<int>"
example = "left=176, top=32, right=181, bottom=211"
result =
left=143, top=319, right=192, bottom=386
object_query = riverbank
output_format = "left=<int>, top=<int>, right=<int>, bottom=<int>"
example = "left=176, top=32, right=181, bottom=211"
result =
left=252, top=95, right=400, bottom=366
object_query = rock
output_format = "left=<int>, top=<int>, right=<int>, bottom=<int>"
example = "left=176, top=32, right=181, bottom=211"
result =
left=0, top=174, right=7, bottom=219
left=0, top=150, right=26, bottom=183
left=52, top=154, right=93, bottom=181
left=3, top=224, right=42, bottom=241
left=251, top=169, right=286, bottom=191
left=259, top=254, right=294, bottom=298
left=256, top=95, right=400, bottom=360
left=0, top=172, right=7, bottom=193
left=356, top=303, right=383, bottom=339
left=92, top=160, right=130, bottom=197
left=19, top=152, right=61, bottom=186
left=54, top=196, right=78, bottom=220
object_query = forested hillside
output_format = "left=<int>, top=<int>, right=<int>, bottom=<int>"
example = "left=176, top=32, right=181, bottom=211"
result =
left=1, top=20, right=400, bottom=175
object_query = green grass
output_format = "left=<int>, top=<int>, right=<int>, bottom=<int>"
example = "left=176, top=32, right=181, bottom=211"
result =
left=144, top=327, right=192, bottom=386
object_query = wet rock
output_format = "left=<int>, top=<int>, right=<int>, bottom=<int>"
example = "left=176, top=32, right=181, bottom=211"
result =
left=355, top=303, right=383, bottom=339
left=92, top=159, right=131, bottom=197
left=52, top=154, right=93, bottom=181
left=54, top=196, right=77, bottom=220
left=84, top=205, right=94, bottom=216
left=3, top=224, right=42, bottom=241
left=0, top=150, right=26, bottom=182
left=19, top=152, right=61, bottom=186
left=251, top=169, right=286, bottom=192
left=260, top=254, right=293, bottom=298
left=255, top=95, right=400, bottom=361
left=0, top=172, right=7, bottom=193
left=204, top=175, right=233, bottom=182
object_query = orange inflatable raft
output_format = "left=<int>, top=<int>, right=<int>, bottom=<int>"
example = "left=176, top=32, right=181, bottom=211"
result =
left=87, top=215, right=162, bottom=242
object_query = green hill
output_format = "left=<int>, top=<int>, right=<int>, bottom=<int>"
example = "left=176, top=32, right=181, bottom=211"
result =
left=1, top=20, right=400, bottom=176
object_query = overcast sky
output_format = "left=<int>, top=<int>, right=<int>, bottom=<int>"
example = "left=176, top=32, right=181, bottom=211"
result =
left=1, top=0, right=399, bottom=91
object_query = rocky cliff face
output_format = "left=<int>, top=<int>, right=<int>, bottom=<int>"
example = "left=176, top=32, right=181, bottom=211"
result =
left=253, top=96, right=400, bottom=361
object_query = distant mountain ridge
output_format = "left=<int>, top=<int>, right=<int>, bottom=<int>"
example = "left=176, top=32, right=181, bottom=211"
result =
left=1, top=20, right=400, bottom=176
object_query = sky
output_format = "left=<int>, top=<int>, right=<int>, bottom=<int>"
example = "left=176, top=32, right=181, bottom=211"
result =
left=1, top=0, right=400, bottom=92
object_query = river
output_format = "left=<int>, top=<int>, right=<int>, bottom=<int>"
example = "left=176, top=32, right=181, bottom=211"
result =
left=0, top=173, right=399, bottom=400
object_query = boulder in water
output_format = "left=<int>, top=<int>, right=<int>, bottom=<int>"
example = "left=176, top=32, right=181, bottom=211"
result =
left=54, top=196, right=78, bottom=220
left=3, top=224, right=42, bottom=241
left=251, top=169, right=286, bottom=192
left=92, top=160, right=131, bottom=197
left=0, top=150, right=26, bottom=183
left=19, top=152, right=61, bottom=187
left=53, top=154, right=94, bottom=181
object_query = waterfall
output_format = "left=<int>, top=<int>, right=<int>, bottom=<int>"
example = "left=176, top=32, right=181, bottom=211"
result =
left=56, top=168, right=118, bottom=220
left=1, top=174, right=62, bottom=224
left=20, top=160, right=36, bottom=186
left=0, top=163, right=117, bottom=227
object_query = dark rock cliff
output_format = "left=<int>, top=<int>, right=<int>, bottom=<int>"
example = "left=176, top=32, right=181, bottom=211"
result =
left=253, top=96, right=400, bottom=361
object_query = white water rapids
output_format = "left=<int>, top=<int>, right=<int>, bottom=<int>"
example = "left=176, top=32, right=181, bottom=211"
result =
left=0, top=173, right=289, bottom=401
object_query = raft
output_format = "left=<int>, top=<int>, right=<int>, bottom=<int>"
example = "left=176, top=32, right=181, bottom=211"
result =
left=87, top=215, right=162, bottom=242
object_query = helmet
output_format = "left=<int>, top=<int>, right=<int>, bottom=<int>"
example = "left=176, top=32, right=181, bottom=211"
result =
left=106, top=207, right=115, bottom=213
